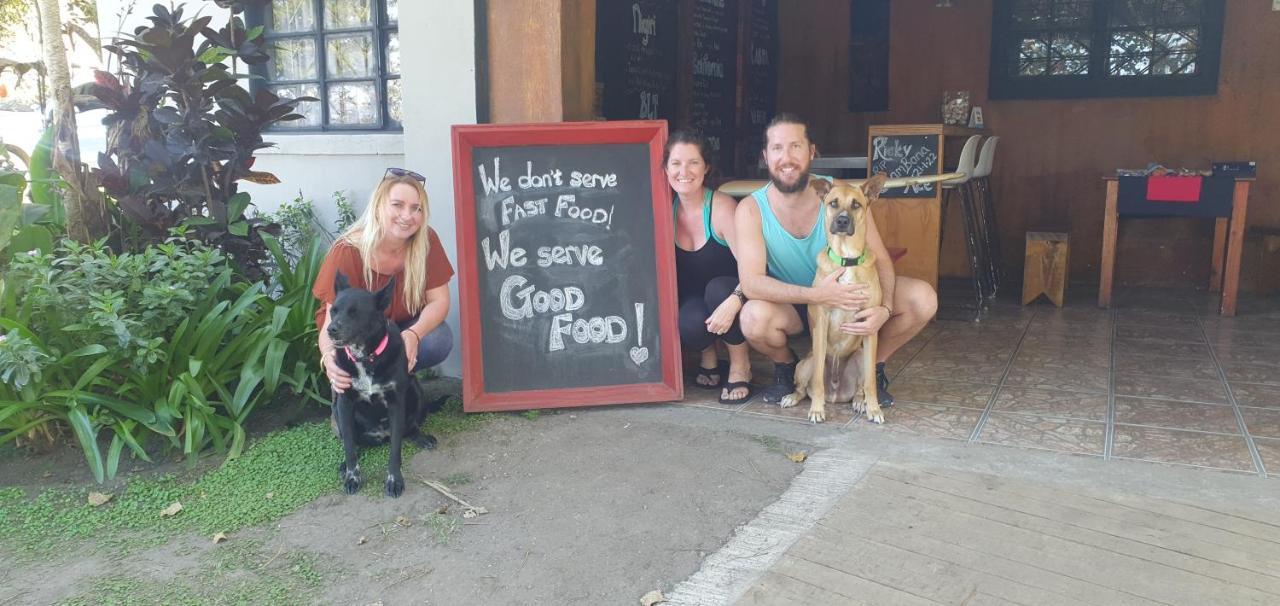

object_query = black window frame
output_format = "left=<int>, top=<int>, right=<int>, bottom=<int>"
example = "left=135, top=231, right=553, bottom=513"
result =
left=989, top=0, right=1225, bottom=100
left=246, top=0, right=401, bottom=132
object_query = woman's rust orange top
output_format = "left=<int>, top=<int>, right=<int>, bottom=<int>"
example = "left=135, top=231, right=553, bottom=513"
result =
left=312, top=227, right=455, bottom=329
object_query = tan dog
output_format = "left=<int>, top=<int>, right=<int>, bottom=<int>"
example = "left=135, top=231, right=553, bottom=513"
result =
left=781, top=174, right=889, bottom=424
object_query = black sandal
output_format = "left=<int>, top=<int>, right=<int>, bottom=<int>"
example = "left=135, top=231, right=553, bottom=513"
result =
left=719, top=381, right=757, bottom=405
left=693, top=360, right=728, bottom=390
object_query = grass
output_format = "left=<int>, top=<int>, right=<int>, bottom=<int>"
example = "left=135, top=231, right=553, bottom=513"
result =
left=0, top=395, right=494, bottom=561
left=58, top=536, right=334, bottom=606
left=421, top=511, right=460, bottom=545
left=520, top=409, right=541, bottom=421
left=753, top=434, right=785, bottom=454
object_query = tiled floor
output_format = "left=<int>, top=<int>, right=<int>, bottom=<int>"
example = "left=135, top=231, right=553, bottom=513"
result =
left=678, top=284, right=1280, bottom=477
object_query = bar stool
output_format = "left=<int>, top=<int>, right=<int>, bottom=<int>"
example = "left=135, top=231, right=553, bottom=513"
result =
left=939, top=135, right=988, bottom=318
left=971, top=136, right=1002, bottom=296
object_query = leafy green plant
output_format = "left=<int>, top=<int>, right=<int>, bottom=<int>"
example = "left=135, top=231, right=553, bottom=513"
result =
left=0, top=236, right=297, bottom=481
left=90, top=2, right=313, bottom=278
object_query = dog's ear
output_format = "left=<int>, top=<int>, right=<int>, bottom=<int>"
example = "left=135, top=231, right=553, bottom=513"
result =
left=375, top=275, right=396, bottom=312
left=861, top=173, right=889, bottom=202
left=811, top=178, right=832, bottom=199
left=335, top=271, right=350, bottom=293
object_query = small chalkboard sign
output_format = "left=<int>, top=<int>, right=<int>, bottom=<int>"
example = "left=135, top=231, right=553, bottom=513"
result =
left=451, top=121, right=682, bottom=412
left=597, top=0, right=679, bottom=121
left=870, top=134, right=940, bottom=197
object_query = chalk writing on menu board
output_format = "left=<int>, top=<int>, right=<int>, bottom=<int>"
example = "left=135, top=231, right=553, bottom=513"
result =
left=689, top=0, right=738, bottom=172
left=870, top=135, right=940, bottom=197
left=740, top=0, right=777, bottom=176
left=597, top=0, right=679, bottom=121
left=470, top=144, right=662, bottom=393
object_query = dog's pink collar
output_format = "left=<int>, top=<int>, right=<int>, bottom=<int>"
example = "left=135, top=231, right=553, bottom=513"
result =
left=344, top=333, right=389, bottom=363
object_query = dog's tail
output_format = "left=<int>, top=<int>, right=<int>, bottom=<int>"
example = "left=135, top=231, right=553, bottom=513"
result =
left=425, top=394, right=450, bottom=414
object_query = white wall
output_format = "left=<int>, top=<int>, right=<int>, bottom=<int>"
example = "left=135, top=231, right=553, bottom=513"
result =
left=398, top=1, right=477, bottom=378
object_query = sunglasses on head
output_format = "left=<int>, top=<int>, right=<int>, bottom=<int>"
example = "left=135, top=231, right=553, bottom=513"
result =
left=384, top=167, right=426, bottom=183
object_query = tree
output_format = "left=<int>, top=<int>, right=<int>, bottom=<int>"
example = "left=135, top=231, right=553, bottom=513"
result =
left=35, top=0, right=108, bottom=243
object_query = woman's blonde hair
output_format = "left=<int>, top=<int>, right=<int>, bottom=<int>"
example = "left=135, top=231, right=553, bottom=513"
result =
left=338, top=174, right=432, bottom=314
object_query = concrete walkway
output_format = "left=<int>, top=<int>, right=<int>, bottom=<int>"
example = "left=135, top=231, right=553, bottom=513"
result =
left=660, top=418, right=1280, bottom=606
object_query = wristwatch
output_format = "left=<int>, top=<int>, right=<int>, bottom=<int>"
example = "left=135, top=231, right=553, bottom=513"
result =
left=732, top=287, right=747, bottom=304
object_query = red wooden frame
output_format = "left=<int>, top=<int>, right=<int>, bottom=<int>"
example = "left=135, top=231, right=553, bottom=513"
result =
left=451, top=121, right=682, bottom=412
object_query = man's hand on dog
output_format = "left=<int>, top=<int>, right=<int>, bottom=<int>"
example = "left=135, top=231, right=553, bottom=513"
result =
left=705, top=298, right=741, bottom=335
left=815, top=269, right=873, bottom=310
left=839, top=306, right=891, bottom=336
left=323, top=351, right=353, bottom=393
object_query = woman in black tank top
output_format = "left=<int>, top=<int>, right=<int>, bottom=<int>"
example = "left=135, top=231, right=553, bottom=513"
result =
left=667, top=132, right=755, bottom=405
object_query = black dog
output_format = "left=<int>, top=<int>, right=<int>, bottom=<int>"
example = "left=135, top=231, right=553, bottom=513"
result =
left=327, top=272, right=437, bottom=497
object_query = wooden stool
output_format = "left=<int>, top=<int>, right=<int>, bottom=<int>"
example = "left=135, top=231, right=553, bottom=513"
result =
left=1023, top=232, right=1068, bottom=307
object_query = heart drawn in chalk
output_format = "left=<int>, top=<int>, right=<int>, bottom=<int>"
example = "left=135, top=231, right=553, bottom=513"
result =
left=629, top=346, right=649, bottom=365
left=628, top=302, right=648, bottom=366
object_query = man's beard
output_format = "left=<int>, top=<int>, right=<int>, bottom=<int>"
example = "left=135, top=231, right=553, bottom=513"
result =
left=771, top=167, right=810, bottom=194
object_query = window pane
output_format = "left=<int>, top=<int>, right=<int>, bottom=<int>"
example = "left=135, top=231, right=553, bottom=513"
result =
left=1052, top=0, right=1091, bottom=28
left=1155, top=28, right=1198, bottom=54
left=1016, top=36, right=1049, bottom=76
left=270, top=37, right=317, bottom=81
left=1109, top=31, right=1153, bottom=75
left=1157, top=0, right=1202, bottom=26
left=270, top=0, right=314, bottom=33
left=1050, top=33, right=1090, bottom=75
left=387, top=78, right=402, bottom=126
left=271, top=84, right=320, bottom=128
left=326, top=33, right=375, bottom=79
left=385, top=31, right=400, bottom=75
left=386, top=0, right=398, bottom=24
left=1011, top=0, right=1050, bottom=29
left=1153, top=52, right=1196, bottom=75
left=324, top=0, right=373, bottom=29
left=1111, top=0, right=1157, bottom=27
left=327, top=81, right=380, bottom=125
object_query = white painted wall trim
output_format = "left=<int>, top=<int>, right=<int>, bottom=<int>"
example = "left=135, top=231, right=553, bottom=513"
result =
left=259, top=133, right=405, bottom=156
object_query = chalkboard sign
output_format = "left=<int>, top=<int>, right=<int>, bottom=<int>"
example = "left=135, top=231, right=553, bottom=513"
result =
left=597, top=0, right=680, bottom=122
left=740, top=0, right=778, bottom=177
left=870, top=134, right=940, bottom=197
left=451, top=122, right=682, bottom=412
left=689, top=0, right=739, bottom=173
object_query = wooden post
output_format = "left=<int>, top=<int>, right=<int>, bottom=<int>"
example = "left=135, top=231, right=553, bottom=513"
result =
left=1023, top=232, right=1069, bottom=307
left=1209, top=217, right=1227, bottom=292
left=1220, top=181, right=1250, bottom=317
left=1098, top=179, right=1119, bottom=308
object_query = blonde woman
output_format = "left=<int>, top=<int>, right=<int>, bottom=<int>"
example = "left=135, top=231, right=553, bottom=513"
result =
left=314, top=168, right=454, bottom=393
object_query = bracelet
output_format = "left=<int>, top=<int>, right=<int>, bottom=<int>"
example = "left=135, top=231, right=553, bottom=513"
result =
left=881, top=304, right=894, bottom=316
left=319, top=349, right=335, bottom=369
left=402, top=328, right=422, bottom=342
left=732, top=287, right=747, bottom=304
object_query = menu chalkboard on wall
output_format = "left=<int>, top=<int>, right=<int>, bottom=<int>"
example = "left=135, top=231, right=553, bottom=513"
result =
left=870, top=134, right=940, bottom=197
left=451, top=122, right=682, bottom=412
left=689, top=0, right=739, bottom=173
left=597, top=0, right=680, bottom=121
left=740, top=0, right=777, bottom=176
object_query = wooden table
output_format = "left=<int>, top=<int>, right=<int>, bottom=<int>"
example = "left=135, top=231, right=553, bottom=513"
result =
left=1098, top=176, right=1254, bottom=316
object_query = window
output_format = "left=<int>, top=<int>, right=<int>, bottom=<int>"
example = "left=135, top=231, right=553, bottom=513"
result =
left=989, top=0, right=1224, bottom=100
left=248, top=0, right=401, bottom=130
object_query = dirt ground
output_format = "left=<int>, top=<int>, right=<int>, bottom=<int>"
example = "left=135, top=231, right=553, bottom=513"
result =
left=2, top=403, right=807, bottom=605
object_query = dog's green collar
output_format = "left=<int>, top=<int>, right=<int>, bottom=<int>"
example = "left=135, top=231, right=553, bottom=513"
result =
left=827, top=247, right=868, bottom=267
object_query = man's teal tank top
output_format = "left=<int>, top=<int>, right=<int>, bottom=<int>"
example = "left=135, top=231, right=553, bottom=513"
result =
left=750, top=175, right=833, bottom=286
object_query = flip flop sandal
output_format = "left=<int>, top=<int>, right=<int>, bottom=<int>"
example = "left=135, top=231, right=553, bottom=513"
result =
left=693, top=360, right=728, bottom=390
left=719, top=381, right=757, bottom=405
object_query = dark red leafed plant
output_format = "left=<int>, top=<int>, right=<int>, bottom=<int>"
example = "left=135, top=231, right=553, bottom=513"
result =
left=91, top=2, right=315, bottom=277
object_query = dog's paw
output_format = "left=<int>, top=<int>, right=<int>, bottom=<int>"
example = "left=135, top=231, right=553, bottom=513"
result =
left=780, top=393, right=800, bottom=408
left=339, top=462, right=362, bottom=495
left=385, top=473, right=405, bottom=498
left=865, top=403, right=885, bottom=425
left=850, top=397, right=868, bottom=414
left=411, top=433, right=438, bottom=450
left=808, top=406, right=826, bottom=424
